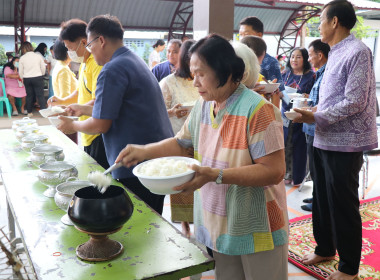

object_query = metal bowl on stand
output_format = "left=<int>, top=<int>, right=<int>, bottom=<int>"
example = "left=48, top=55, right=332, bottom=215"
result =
left=37, top=161, right=78, bottom=197
left=54, top=178, right=93, bottom=226
left=30, top=144, right=64, bottom=167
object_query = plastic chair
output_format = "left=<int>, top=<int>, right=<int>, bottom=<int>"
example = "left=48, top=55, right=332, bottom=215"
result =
left=0, top=78, right=12, bottom=118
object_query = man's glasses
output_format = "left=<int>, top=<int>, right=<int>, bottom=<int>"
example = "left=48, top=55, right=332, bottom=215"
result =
left=85, top=36, right=99, bottom=52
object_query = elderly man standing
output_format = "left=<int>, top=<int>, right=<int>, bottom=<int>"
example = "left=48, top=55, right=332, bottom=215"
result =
left=57, top=15, right=173, bottom=214
left=301, top=39, right=330, bottom=212
left=294, top=1, right=378, bottom=279
left=151, top=39, right=182, bottom=82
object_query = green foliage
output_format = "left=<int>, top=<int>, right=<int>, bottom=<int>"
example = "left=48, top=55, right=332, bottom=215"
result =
left=143, top=43, right=152, bottom=64
left=130, top=42, right=138, bottom=53
left=0, top=44, right=7, bottom=66
left=306, top=15, right=377, bottom=39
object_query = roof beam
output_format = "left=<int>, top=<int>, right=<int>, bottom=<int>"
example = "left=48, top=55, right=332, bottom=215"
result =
left=235, top=3, right=296, bottom=11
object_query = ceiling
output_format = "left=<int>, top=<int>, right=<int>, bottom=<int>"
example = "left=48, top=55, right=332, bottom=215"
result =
left=1, top=0, right=380, bottom=34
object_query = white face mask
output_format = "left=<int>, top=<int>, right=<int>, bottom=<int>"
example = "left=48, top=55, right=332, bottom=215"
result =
left=67, top=41, right=84, bottom=63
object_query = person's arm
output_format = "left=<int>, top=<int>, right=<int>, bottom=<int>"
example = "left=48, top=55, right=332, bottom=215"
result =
left=19, top=59, right=24, bottom=80
left=4, top=68, right=19, bottom=79
left=40, top=56, right=46, bottom=76
left=47, top=89, right=78, bottom=106
left=115, top=138, right=190, bottom=168
left=57, top=116, right=111, bottom=135
left=268, top=59, right=285, bottom=92
left=314, top=49, right=372, bottom=128
left=173, top=149, right=285, bottom=194
left=56, top=70, right=75, bottom=106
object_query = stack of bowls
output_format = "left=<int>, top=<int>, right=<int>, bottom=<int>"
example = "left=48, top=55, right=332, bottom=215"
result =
left=21, top=134, right=49, bottom=152
left=12, top=117, right=37, bottom=132
left=15, top=126, right=40, bottom=142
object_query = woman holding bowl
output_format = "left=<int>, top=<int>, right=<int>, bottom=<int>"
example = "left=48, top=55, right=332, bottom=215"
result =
left=116, top=34, right=288, bottom=279
left=282, top=47, right=315, bottom=187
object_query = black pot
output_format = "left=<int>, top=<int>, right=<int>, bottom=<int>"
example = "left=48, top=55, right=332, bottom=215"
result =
left=68, top=185, right=134, bottom=233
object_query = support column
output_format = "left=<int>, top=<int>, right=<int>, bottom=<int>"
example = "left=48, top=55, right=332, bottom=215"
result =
left=193, top=0, right=234, bottom=41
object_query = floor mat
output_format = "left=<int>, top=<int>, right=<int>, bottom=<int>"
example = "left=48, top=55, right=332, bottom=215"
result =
left=288, top=196, right=380, bottom=279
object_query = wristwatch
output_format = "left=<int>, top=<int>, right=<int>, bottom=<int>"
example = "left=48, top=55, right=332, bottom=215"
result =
left=216, top=169, right=223, bottom=184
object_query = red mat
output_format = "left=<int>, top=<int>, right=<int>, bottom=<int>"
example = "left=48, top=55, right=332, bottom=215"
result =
left=288, top=196, right=380, bottom=279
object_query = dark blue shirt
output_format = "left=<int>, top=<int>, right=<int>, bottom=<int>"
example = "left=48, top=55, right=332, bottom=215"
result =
left=260, top=53, right=285, bottom=91
left=92, top=46, right=174, bottom=179
left=151, top=60, right=174, bottom=82
left=281, top=70, right=315, bottom=113
left=303, top=64, right=326, bottom=136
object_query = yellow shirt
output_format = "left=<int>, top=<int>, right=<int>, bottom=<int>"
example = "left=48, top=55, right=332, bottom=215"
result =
left=77, top=54, right=102, bottom=146
left=258, top=74, right=265, bottom=83
left=52, top=61, right=78, bottom=103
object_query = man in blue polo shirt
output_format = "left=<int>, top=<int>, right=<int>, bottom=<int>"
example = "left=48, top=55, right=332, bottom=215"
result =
left=57, top=15, right=173, bottom=214
left=151, top=39, right=181, bottom=82
left=239, top=16, right=284, bottom=107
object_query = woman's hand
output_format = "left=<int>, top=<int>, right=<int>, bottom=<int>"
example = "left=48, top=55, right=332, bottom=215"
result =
left=168, top=104, right=189, bottom=119
left=173, top=165, right=217, bottom=194
left=65, top=104, right=92, bottom=117
left=57, top=116, right=76, bottom=134
left=47, top=96, right=63, bottom=107
left=115, top=144, right=147, bottom=168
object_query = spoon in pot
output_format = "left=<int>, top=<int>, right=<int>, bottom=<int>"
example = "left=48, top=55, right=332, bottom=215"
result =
left=88, top=162, right=123, bottom=193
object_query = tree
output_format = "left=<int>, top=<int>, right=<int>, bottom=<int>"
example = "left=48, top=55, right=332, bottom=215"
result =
left=143, top=43, right=151, bottom=64
left=306, top=15, right=377, bottom=39
left=0, top=44, right=8, bottom=66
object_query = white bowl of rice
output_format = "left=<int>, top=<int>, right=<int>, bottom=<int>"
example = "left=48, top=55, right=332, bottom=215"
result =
left=132, top=156, right=200, bottom=195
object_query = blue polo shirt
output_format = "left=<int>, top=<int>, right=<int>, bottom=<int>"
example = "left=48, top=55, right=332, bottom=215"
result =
left=261, top=53, right=285, bottom=92
left=92, top=46, right=174, bottom=179
left=151, top=60, right=174, bottom=82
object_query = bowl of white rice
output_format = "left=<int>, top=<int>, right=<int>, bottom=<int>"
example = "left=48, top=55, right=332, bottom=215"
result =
left=132, top=156, right=200, bottom=195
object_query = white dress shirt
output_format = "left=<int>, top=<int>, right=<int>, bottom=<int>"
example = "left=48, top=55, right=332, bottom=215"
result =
left=19, top=52, right=46, bottom=79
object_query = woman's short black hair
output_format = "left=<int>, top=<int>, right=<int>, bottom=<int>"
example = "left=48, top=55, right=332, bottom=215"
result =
left=175, top=39, right=196, bottom=79
left=53, top=39, right=68, bottom=61
left=87, top=14, right=124, bottom=40
left=323, top=0, right=357, bottom=30
left=189, top=34, right=245, bottom=87
left=34, top=43, right=47, bottom=56
left=60, top=19, right=87, bottom=42
left=2, top=56, right=19, bottom=76
left=286, top=47, right=312, bottom=73
left=153, top=39, right=165, bottom=48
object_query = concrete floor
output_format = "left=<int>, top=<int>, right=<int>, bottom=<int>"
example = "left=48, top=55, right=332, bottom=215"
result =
left=1, top=107, right=380, bottom=280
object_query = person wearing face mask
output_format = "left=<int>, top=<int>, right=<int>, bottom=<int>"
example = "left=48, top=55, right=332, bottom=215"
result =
left=19, top=41, right=46, bottom=117
left=47, top=18, right=109, bottom=170
left=151, top=39, right=182, bottom=82
left=2, top=56, right=27, bottom=116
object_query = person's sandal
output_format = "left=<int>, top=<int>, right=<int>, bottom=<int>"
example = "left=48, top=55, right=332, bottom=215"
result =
left=301, top=203, right=312, bottom=211
left=12, top=111, right=18, bottom=116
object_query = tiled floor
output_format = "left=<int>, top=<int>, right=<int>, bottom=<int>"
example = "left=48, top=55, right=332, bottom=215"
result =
left=1, top=109, right=380, bottom=279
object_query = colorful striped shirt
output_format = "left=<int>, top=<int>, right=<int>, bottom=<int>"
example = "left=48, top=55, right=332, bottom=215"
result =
left=176, top=84, right=288, bottom=255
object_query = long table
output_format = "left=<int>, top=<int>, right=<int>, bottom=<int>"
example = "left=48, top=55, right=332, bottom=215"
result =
left=0, top=125, right=214, bottom=279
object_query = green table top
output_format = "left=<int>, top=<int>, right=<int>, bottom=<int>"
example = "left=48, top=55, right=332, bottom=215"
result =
left=0, top=126, right=214, bottom=279
left=0, top=126, right=97, bottom=173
